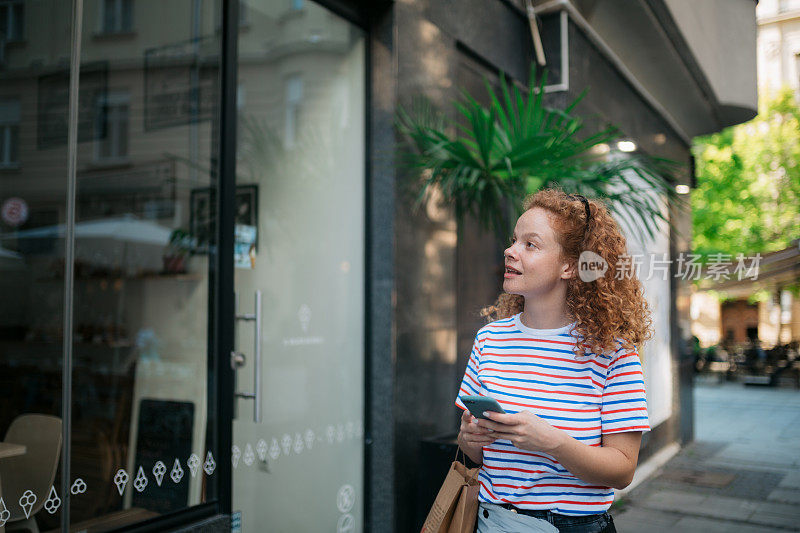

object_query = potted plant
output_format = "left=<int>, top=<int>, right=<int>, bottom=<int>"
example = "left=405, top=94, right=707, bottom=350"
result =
left=396, top=69, right=685, bottom=243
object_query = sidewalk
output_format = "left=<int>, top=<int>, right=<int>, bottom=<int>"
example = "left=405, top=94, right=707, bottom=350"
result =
left=610, top=379, right=800, bottom=532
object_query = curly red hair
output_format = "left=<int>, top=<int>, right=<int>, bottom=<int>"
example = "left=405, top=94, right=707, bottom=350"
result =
left=481, top=187, right=653, bottom=358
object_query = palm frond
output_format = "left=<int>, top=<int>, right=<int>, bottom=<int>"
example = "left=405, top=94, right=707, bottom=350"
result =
left=396, top=67, right=685, bottom=243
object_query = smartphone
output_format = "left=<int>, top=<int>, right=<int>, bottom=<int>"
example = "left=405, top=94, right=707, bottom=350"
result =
left=460, top=395, right=505, bottom=419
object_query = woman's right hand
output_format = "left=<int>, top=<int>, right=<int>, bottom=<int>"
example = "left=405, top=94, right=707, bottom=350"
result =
left=458, top=409, right=498, bottom=446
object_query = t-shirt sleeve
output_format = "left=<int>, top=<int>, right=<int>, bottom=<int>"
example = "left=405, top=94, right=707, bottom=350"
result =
left=455, top=334, right=487, bottom=411
left=600, top=347, right=651, bottom=434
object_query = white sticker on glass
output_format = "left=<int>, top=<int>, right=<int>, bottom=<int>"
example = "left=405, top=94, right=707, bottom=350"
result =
left=70, top=478, right=87, bottom=495
left=337, top=514, right=355, bottom=533
left=187, top=453, right=201, bottom=477
left=114, top=469, right=129, bottom=496
left=298, top=304, right=311, bottom=333
left=232, top=445, right=241, bottom=468
left=243, top=444, right=255, bottom=466
left=256, top=439, right=268, bottom=461
left=293, top=433, right=304, bottom=455
left=204, top=451, right=216, bottom=475
left=336, top=424, right=345, bottom=443
left=0, top=497, right=9, bottom=526
left=346, top=422, right=354, bottom=439
left=134, top=466, right=148, bottom=492
left=326, top=425, right=335, bottom=444
left=269, top=438, right=280, bottom=460
left=44, top=486, right=61, bottom=515
left=337, top=485, right=355, bottom=514
left=18, top=490, right=36, bottom=519
left=170, top=458, right=185, bottom=483
left=153, top=461, right=166, bottom=486
left=280, top=434, right=292, bottom=456
left=304, top=429, right=315, bottom=450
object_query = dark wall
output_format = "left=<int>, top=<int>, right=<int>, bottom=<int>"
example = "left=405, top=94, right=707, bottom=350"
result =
left=386, top=3, right=696, bottom=532
left=391, top=2, right=532, bottom=532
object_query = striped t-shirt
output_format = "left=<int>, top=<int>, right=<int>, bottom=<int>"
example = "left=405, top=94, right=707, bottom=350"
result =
left=455, top=313, right=650, bottom=515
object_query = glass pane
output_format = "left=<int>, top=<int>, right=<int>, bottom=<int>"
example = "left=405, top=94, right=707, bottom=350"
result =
left=67, top=1, right=221, bottom=529
left=233, top=0, right=365, bottom=531
left=0, top=1, right=70, bottom=531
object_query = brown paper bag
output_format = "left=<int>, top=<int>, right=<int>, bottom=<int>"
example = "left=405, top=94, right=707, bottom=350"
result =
left=447, top=483, right=480, bottom=533
left=421, top=460, right=480, bottom=533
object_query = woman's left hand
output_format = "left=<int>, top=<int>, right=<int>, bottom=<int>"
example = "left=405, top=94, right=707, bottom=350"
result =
left=476, top=411, right=566, bottom=453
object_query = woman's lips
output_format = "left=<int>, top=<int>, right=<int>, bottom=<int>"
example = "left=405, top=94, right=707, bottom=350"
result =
left=504, top=266, right=521, bottom=278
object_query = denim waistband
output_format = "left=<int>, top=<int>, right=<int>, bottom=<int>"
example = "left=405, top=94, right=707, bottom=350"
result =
left=494, top=503, right=610, bottom=526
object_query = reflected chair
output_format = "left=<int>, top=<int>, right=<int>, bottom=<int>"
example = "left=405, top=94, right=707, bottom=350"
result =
left=0, top=414, right=62, bottom=533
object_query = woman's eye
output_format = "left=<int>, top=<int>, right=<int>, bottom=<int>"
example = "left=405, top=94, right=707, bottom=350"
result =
left=526, top=242, right=536, bottom=249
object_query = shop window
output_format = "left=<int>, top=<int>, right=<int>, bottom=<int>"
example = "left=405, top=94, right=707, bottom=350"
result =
left=101, top=0, right=133, bottom=34
left=94, top=91, right=129, bottom=163
left=0, top=98, right=20, bottom=168
left=0, top=0, right=24, bottom=42
left=284, top=74, right=303, bottom=148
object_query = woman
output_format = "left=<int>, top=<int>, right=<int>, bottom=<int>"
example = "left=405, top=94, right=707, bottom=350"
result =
left=456, top=188, right=653, bottom=533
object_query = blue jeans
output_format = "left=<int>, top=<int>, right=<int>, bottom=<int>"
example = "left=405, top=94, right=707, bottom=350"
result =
left=477, top=502, right=616, bottom=533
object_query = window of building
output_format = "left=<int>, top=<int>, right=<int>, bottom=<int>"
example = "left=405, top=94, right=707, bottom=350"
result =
left=94, top=91, right=129, bottom=162
left=284, top=75, right=303, bottom=148
left=0, top=0, right=24, bottom=42
left=0, top=98, right=20, bottom=168
left=101, top=0, right=133, bottom=34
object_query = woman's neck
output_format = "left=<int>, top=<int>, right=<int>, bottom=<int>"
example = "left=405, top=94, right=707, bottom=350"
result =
left=520, top=294, right=573, bottom=330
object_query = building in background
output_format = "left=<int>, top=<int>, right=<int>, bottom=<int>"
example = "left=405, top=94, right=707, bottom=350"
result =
left=0, top=1, right=757, bottom=532
left=690, top=0, right=800, bottom=353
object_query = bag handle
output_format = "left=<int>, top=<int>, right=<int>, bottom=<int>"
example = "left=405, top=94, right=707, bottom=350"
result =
left=454, top=446, right=481, bottom=484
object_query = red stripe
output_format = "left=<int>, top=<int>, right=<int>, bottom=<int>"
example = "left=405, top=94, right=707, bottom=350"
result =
left=603, top=388, right=646, bottom=397
left=481, top=463, right=564, bottom=476
left=602, top=425, right=649, bottom=432
left=483, top=379, right=601, bottom=399
left=494, top=398, right=600, bottom=414
left=602, top=406, right=647, bottom=415
left=608, top=370, right=643, bottom=379
left=484, top=447, right=561, bottom=463
left=465, top=372, right=481, bottom=389
left=484, top=350, right=611, bottom=369
left=553, top=425, right=601, bottom=432
left=484, top=365, right=602, bottom=388
left=491, top=482, right=609, bottom=490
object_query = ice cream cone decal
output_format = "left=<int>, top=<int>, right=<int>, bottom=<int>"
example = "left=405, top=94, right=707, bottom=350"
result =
left=170, top=458, right=184, bottom=483
left=153, top=461, right=166, bottom=486
left=134, top=466, right=148, bottom=492
left=44, top=486, right=61, bottom=514
left=187, top=453, right=200, bottom=477
left=19, top=490, right=36, bottom=519
left=114, top=469, right=129, bottom=495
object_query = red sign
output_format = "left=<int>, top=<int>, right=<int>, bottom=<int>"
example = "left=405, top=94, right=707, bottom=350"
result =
left=1, top=197, right=29, bottom=227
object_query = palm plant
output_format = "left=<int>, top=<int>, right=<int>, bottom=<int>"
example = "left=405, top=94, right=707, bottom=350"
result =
left=396, top=70, right=685, bottom=244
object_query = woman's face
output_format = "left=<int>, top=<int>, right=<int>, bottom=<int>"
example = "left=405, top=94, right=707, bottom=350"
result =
left=503, top=207, right=573, bottom=298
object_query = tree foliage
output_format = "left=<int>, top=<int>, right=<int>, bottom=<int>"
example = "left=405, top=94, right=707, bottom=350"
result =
left=692, top=87, right=800, bottom=260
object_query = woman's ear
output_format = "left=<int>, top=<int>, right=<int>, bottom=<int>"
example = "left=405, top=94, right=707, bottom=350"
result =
left=561, top=259, right=577, bottom=280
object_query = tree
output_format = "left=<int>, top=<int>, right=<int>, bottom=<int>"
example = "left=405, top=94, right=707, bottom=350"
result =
left=692, top=87, right=800, bottom=260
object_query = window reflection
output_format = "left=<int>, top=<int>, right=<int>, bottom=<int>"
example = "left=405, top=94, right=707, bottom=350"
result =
left=0, top=0, right=220, bottom=531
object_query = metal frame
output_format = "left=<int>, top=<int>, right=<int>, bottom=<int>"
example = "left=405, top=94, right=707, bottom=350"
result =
left=60, top=0, right=83, bottom=529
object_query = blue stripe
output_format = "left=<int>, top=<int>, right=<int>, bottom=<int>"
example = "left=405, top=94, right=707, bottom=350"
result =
left=484, top=375, right=595, bottom=390
left=482, top=358, right=606, bottom=380
left=460, top=380, right=480, bottom=396
left=484, top=344, right=577, bottom=356
left=484, top=456, right=569, bottom=473
left=605, top=379, right=644, bottom=388
left=482, top=482, right=614, bottom=500
left=484, top=387, right=601, bottom=407
left=602, top=397, right=646, bottom=406
left=603, top=415, right=649, bottom=423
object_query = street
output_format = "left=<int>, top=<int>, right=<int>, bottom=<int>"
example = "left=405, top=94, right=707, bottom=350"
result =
left=611, top=379, right=800, bottom=532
